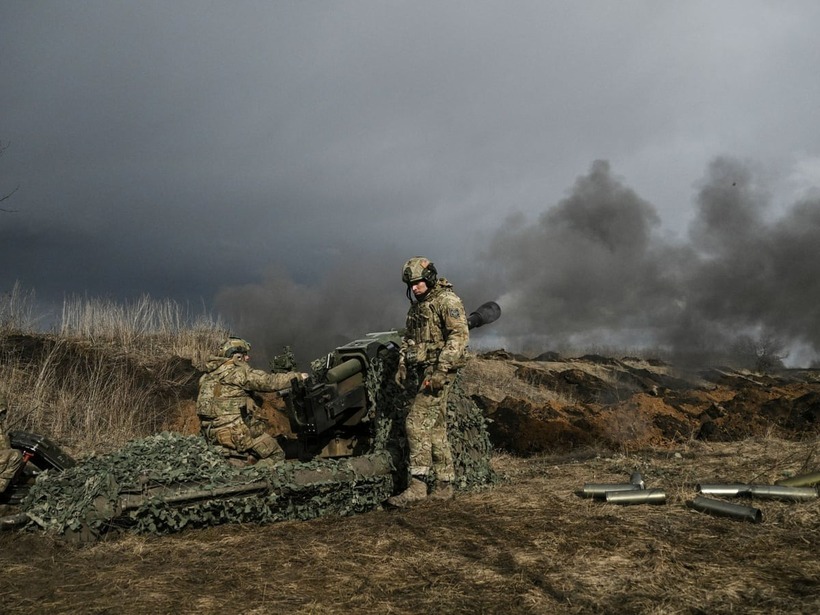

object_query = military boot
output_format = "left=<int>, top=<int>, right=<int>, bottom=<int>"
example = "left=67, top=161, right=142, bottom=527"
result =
left=429, top=481, right=454, bottom=501
left=386, top=477, right=428, bottom=508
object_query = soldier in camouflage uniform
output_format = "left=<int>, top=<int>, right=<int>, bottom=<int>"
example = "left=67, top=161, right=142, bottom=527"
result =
left=387, top=257, right=469, bottom=507
left=0, top=393, right=24, bottom=494
left=197, top=337, right=306, bottom=466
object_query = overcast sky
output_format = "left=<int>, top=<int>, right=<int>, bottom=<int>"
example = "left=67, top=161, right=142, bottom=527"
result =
left=2, top=1, right=820, bottom=365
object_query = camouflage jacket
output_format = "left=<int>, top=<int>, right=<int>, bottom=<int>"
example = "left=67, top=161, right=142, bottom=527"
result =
left=196, top=356, right=298, bottom=420
left=399, top=278, right=469, bottom=372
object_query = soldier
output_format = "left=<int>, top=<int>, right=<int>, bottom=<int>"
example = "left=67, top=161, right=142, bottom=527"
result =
left=197, top=337, right=306, bottom=466
left=0, top=393, right=24, bottom=495
left=388, top=256, right=469, bottom=507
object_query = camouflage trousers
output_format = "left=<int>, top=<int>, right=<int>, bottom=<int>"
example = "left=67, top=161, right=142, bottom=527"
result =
left=0, top=447, right=23, bottom=494
left=201, top=414, right=284, bottom=462
left=405, top=369, right=455, bottom=483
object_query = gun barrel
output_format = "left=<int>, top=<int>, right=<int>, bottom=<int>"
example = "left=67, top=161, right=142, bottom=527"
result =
left=467, top=301, right=501, bottom=330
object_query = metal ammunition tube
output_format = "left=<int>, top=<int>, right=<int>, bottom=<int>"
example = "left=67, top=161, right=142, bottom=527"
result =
left=325, top=358, right=363, bottom=383
left=605, top=488, right=666, bottom=505
left=629, top=471, right=645, bottom=489
left=776, top=471, right=820, bottom=488
left=747, top=484, right=818, bottom=501
left=687, top=496, right=762, bottom=523
left=696, top=483, right=750, bottom=497
left=580, top=483, right=641, bottom=499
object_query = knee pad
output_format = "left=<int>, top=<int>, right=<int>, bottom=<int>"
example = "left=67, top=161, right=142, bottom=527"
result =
left=250, top=433, right=282, bottom=460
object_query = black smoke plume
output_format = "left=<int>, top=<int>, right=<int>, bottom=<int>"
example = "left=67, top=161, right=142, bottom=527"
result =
left=485, top=157, right=820, bottom=366
left=215, top=157, right=820, bottom=368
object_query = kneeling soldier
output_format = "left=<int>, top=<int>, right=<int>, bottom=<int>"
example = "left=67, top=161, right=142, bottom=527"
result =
left=197, top=337, right=306, bottom=466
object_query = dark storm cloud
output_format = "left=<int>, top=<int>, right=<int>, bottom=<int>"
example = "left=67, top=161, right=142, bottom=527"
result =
left=2, top=2, right=820, bottom=364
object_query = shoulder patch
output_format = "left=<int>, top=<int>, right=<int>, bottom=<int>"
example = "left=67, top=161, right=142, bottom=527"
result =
left=449, top=307, right=461, bottom=318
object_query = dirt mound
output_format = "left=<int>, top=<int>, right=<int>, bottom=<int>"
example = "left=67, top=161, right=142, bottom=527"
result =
left=462, top=353, right=820, bottom=454
left=9, top=332, right=815, bottom=457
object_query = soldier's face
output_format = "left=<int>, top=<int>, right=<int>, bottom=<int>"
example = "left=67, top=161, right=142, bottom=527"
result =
left=411, top=281, right=428, bottom=297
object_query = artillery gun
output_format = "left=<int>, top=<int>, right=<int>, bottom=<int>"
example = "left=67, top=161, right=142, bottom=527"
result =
left=1, top=302, right=500, bottom=539
left=281, top=300, right=501, bottom=460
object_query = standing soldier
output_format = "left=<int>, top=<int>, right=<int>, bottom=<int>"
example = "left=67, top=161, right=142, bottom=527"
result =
left=388, top=257, right=469, bottom=507
left=197, top=337, right=306, bottom=467
left=0, top=393, right=24, bottom=495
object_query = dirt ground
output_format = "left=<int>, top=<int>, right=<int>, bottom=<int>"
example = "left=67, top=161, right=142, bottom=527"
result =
left=1, top=350, right=818, bottom=614
left=1, top=437, right=817, bottom=615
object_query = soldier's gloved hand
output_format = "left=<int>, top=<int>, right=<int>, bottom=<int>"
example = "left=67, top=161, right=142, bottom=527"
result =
left=394, top=363, right=407, bottom=388
left=426, top=370, right=447, bottom=394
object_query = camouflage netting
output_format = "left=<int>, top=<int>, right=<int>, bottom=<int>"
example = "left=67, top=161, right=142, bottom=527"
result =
left=21, top=433, right=395, bottom=537
left=19, top=354, right=495, bottom=538
left=447, top=375, right=496, bottom=488
left=368, top=352, right=497, bottom=491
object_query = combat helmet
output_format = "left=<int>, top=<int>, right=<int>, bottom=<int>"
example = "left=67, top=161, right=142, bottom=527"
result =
left=401, top=256, right=438, bottom=287
left=220, top=337, right=251, bottom=358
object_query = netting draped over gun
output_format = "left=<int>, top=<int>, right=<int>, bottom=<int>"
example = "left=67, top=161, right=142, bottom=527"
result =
left=279, top=301, right=501, bottom=460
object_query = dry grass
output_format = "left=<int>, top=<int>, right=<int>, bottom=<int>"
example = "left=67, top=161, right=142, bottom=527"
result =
left=1, top=340, right=192, bottom=452
left=1, top=438, right=817, bottom=614
left=0, top=282, right=39, bottom=334
left=58, top=293, right=228, bottom=368
left=0, top=290, right=226, bottom=452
